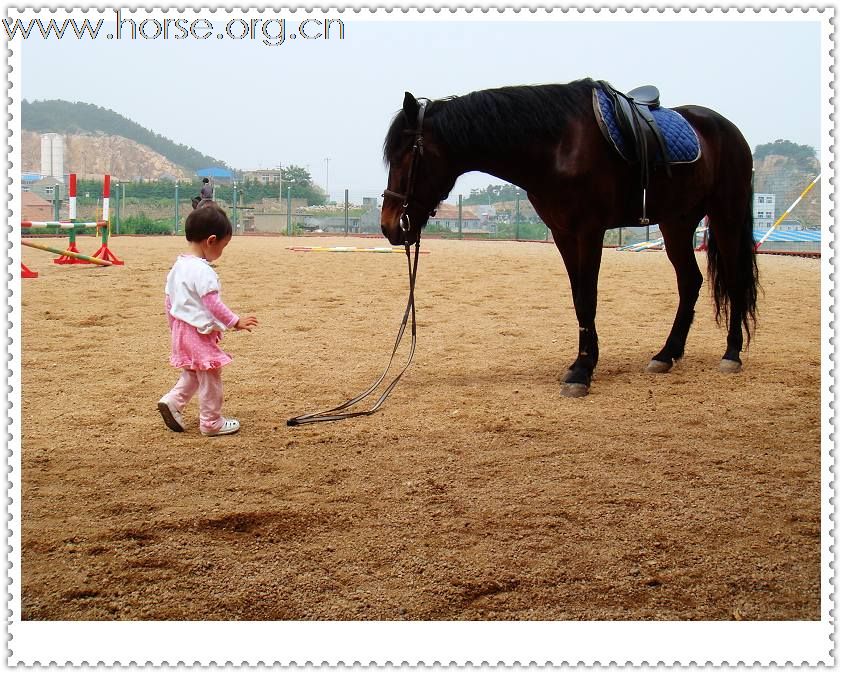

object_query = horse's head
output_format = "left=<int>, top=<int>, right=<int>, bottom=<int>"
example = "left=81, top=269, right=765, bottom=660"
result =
left=381, top=92, right=455, bottom=246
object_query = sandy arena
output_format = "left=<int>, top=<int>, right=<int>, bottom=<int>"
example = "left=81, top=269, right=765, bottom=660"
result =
left=20, top=235, right=821, bottom=620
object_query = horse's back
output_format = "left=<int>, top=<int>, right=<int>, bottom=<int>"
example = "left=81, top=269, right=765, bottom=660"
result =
left=674, top=105, right=751, bottom=158
left=674, top=104, right=753, bottom=189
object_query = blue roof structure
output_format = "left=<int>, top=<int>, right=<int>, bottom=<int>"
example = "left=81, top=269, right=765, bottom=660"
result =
left=754, top=228, right=821, bottom=243
left=197, top=167, right=233, bottom=179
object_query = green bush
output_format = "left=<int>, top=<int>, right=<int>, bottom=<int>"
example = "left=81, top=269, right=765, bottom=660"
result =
left=494, top=221, right=550, bottom=240
left=118, top=215, right=173, bottom=235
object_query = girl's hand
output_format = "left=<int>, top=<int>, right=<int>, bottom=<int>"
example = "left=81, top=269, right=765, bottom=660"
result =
left=235, top=316, right=258, bottom=332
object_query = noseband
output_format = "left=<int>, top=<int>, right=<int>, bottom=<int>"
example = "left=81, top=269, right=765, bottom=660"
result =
left=383, top=99, right=436, bottom=233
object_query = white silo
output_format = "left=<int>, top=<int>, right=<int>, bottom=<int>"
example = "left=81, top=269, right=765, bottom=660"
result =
left=40, top=133, right=64, bottom=178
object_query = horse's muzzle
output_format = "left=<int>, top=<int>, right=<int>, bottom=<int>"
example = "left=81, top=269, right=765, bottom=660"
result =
left=382, top=223, right=418, bottom=247
left=381, top=223, right=401, bottom=246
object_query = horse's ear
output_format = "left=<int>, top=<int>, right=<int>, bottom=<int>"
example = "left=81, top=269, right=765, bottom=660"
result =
left=403, top=92, right=419, bottom=123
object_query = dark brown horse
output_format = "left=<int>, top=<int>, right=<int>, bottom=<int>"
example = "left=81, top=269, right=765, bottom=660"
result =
left=381, top=78, right=759, bottom=397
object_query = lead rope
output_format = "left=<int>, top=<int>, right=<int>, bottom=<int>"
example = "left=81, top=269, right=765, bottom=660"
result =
left=286, top=238, right=420, bottom=426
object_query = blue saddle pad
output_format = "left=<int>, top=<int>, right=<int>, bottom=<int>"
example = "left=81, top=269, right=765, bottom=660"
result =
left=594, top=88, right=701, bottom=164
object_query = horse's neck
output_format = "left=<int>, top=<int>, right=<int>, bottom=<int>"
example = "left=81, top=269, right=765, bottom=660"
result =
left=454, top=152, right=545, bottom=196
left=435, top=92, right=586, bottom=195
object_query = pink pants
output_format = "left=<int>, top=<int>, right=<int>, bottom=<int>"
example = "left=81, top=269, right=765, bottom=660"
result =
left=163, top=368, right=224, bottom=433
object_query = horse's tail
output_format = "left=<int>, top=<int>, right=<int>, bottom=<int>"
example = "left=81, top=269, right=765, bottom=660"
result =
left=706, top=187, right=759, bottom=344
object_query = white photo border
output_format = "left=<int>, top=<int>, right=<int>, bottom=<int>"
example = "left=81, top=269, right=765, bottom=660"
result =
left=4, top=4, right=835, bottom=666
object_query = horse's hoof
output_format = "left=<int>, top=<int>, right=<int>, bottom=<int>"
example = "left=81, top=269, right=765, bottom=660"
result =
left=646, top=359, right=672, bottom=374
left=719, top=359, right=742, bottom=373
left=561, top=383, right=589, bottom=398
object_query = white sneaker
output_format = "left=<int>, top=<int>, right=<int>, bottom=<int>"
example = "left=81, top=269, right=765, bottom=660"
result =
left=201, top=418, right=241, bottom=436
left=157, top=398, right=185, bottom=432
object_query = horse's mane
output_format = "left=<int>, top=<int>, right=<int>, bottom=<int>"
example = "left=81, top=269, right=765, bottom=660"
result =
left=383, top=78, right=597, bottom=162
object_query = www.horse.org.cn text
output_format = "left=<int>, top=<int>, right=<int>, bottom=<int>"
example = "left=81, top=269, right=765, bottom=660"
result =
left=3, top=11, right=346, bottom=47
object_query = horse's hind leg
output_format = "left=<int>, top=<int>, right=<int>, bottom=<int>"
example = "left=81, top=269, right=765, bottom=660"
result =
left=647, top=220, right=704, bottom=373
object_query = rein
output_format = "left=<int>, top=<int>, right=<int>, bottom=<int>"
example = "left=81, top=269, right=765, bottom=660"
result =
left=285, top=241, right=419, bottom=426
left=286, top=102, right=428, bottom=427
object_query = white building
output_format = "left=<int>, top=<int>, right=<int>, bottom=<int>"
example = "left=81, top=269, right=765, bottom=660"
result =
left=753, top=193, right=776, bottom=228
left=242, top=169, right=280, bottom=185
left=40, top=133, right=64, bottom=179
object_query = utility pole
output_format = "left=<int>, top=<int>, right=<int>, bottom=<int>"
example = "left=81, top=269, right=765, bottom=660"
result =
left=53, top=182, right=61, bottom=221
left=232, top=182, right=238, bottom=234
left=515, top=196, right=520, bottom=240
left=287, top=185, right=293, bottom=236
left=325, top=157, right=330, bottom=203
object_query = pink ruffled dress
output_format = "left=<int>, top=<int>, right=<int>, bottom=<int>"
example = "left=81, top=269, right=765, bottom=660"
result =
left=165, top=255, right=239, bottom=371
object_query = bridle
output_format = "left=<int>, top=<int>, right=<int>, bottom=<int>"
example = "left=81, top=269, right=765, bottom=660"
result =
left=286, top=101, right=430, bottom=426
left=382, top=99, right=436, bottom=238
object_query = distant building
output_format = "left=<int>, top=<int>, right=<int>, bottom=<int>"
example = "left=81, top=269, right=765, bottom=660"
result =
left=31, top=177, right=64, bottom=204
left=754, top=193, right=776, bottom=228
left=359, top=199, right=382, bottom=234
left=249, top=199, right=309, bottom=233
left=197, top=167, right=234, bottom=183
left=21, top=191, right=52, bottom=221
left=472, top=204, right=498, bottom=226
left=242, top=169, right=281, bottom=185
left=777, top=218, right=803, bottom=232
left=428, top=203, right=483, bottom=233
left=40, top=133, right=64, bottom=179
left=22, top=172, right=42, bottom=192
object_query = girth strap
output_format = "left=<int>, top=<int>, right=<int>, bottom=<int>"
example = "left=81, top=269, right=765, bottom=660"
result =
left=597, top=81, right=674, bottom=224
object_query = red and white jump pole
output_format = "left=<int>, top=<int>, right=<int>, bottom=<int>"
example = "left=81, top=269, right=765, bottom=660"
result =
left=22, top=173, right=123, bottom=277
left=101, top=174, right=110, bottom=222
left=55, top=172, right=88, bottom=264
left=91, top=174, right=123, bottom=264
left=68, top=173, right=77, bottom=220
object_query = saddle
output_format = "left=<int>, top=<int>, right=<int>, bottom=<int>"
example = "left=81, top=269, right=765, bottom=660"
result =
left=594, top=81, right=697, bottom=224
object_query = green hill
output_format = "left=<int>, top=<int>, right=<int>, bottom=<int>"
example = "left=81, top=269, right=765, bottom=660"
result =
left=22, top=99, right=228, bottom=172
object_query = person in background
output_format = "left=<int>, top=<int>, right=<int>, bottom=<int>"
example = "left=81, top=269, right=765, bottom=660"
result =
left=200, top=177, right=213, bottom=201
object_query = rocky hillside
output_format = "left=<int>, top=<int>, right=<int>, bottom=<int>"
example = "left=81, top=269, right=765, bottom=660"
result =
left=21, top=130, right=195, bottom=182
left=752, top=152, right=821, bottom=228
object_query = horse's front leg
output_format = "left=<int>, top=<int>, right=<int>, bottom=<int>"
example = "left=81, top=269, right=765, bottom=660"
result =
left=554, top=230, right=603, bottom=397
left=647, top=219, right=704, bottom=373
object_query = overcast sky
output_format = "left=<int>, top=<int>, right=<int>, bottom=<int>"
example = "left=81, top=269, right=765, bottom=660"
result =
left=19, top=11, right=825, bottom=202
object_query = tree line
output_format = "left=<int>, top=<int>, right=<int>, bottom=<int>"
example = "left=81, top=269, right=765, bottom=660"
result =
left=75, top=166, right=327, bottom=206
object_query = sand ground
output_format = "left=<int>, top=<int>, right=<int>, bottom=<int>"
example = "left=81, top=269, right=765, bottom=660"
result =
left=19, top=235, right=822, bottom=620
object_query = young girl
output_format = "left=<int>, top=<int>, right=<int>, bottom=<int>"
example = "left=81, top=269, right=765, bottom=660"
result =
left=158, top=203, right=258, bottom=436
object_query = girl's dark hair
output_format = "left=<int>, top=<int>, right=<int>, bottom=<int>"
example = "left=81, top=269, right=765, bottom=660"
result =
left=184, top=204, right=232, bottom=242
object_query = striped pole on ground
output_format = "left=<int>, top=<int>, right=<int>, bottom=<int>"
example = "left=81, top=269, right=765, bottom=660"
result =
left=22, top=239, right=112, bottom=266
left=21, top=221, right=103, bottom=228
